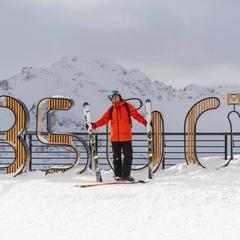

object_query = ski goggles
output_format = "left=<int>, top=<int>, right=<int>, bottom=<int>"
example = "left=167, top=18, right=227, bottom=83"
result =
left=108, top=90, right=121, bottom=100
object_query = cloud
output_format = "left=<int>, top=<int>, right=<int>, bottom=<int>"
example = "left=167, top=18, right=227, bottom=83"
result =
left=0, top=0, right=240, bottom=88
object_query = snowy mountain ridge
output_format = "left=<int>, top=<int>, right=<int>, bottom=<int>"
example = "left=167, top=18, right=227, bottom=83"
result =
left=0, top=56, right=240, bottom=132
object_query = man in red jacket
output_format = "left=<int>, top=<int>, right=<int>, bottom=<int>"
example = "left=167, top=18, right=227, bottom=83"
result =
left=91, top=90, right=147, bottom=181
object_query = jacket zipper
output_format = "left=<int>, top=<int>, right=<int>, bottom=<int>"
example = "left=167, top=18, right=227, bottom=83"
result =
left=116, top=106, right=120, bottom=141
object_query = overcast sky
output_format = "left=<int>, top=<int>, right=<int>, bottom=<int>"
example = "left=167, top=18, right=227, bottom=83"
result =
left=1, top=0, right=240, bottom=89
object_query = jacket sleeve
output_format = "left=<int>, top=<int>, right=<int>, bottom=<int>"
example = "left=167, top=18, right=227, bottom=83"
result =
left=128, top=103, right=146, bottom=125
left=92, top=108, right=111, bottom=129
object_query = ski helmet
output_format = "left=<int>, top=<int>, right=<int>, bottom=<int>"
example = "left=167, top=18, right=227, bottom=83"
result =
left=108, top=90, right=121, bottom=100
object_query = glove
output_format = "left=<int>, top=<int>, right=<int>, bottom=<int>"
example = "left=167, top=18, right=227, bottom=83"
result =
left=143, top=120, right=152, bottom=127
left=86, top=123, right=96, bottom=130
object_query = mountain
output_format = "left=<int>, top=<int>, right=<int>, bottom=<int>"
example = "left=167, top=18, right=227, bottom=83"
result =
left=0, top=56, right=240, bottom=133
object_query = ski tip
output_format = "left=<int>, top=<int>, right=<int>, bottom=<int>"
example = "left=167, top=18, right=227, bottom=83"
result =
left=145, top=99, right=151, bottom=103
left=74, top=184, right=86, bottom=188
left=83, top=102, right=89, bottom=107
left=137, top=180, right=146, bottom=183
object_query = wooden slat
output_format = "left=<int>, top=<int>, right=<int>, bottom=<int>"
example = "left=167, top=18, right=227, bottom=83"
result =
left=4, top=97, right=27, bottom=174
left=48, top=134, right=72, bottom=144
left=185, top=97, right=220, bottom=164
left=152, top=111, right=164, bottom=169
left=49, top=98, right=71, bottom=109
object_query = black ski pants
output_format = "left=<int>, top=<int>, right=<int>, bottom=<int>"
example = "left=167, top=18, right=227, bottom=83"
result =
left=112, top=141, right=133, bottom=177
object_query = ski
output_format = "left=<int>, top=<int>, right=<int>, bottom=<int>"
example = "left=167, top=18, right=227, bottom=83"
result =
left=75, top=180, right=147, bottom=188
left=83, top=102, right=103, bottom=182
left=145, top=99, right=153, bottom=179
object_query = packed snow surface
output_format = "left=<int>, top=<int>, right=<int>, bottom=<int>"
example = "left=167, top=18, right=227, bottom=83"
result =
left=1, top=156, right=240, bottom=240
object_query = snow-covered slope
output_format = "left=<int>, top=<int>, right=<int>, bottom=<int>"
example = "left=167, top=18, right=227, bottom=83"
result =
left=2, top=157, right=240, bottom=240
left=0, top=56, right=239, bottom=132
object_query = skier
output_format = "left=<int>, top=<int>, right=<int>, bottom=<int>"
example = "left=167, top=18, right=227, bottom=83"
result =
left=88, top=90, right=147, bottom=181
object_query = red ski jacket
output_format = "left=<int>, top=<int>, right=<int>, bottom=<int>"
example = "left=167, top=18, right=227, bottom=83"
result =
left=93, top=99, right=146, bottom=142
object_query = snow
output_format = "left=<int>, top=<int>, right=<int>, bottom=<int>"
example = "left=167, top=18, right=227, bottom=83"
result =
left=1, top=156, right=240, bottom=240
left=1, top=55, right=240, bottom=133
